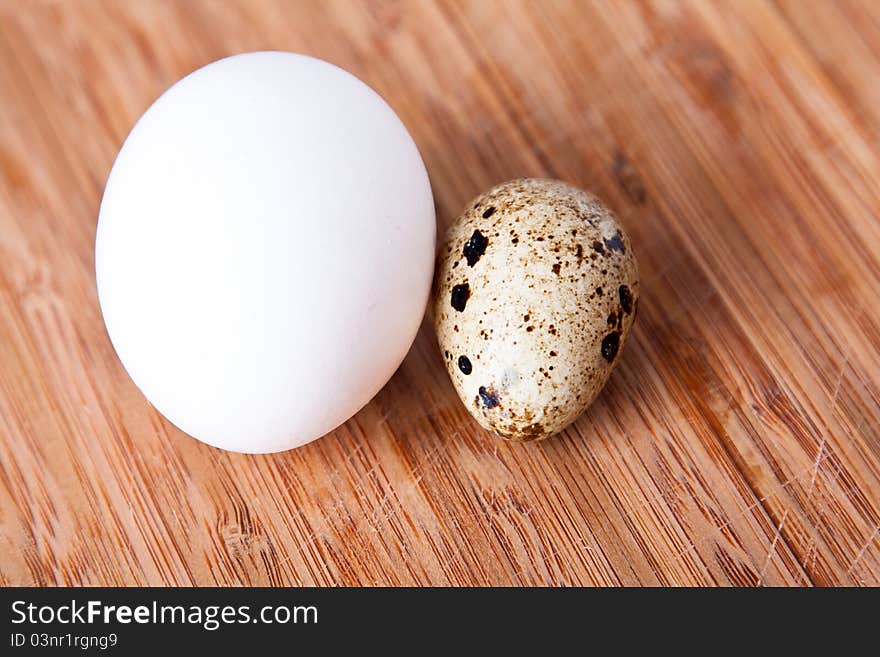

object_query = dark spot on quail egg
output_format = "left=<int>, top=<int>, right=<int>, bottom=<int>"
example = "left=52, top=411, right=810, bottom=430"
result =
left=604, top=231, right=626, bottom=254
left=601, top=332, right=620, bottom=362
left=462, top=230, right=488, bottom=267
left=450, top=283, right=470, bottom=312
left=478, top=386, right=500, bottom=409
left=619, top=284, right=633, bottom=314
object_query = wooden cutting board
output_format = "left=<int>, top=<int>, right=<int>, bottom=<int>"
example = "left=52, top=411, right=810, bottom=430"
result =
left=1, top=0, right=878, bottom=586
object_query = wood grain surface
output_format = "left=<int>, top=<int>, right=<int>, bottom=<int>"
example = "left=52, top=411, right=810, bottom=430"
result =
left=1, top=0, right=879, bottom=587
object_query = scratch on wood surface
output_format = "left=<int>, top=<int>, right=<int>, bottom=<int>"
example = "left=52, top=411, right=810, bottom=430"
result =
left=675, top=450, right=834, bottom=561
left=828, top=345, right=850, bottom=418
left=804, top=437, right=827, bottom=506
left=756, top=509, right=789, bottom=586
left=846, top=526, right=880, bottom=576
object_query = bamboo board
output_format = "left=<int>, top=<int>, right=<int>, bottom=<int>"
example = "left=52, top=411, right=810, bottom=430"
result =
left=1, top=0, right=879, bottom=586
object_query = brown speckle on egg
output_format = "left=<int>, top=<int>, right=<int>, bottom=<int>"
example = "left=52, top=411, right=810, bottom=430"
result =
left=432, top=178, right=639, bottom=442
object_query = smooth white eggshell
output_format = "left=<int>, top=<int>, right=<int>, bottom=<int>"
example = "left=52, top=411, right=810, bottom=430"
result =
left=96, top=52, right=435, bottom=453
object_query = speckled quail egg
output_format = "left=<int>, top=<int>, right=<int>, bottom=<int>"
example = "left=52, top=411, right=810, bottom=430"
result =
left=433, top=178, right=639, bottom=442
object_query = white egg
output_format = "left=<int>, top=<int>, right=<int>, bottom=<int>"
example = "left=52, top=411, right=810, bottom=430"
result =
left=96, top=52, right=435, bottom=453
